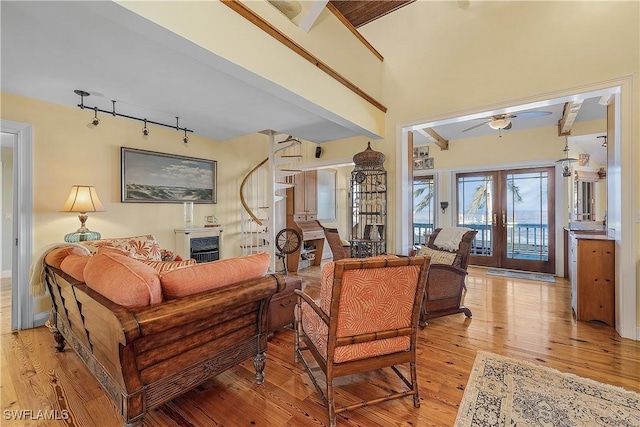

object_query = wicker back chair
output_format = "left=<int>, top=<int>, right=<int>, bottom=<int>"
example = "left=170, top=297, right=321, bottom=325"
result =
left=418, top=227, right=478, bottom=326
left=425, top=227, right=477, bottom=269
left=294, top=256, right=430, bottom=427
left=322, top=226, right=350, bottom=261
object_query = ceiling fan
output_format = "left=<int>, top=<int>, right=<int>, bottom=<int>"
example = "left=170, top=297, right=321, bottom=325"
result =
left=462, top=110, right=553, bottom=133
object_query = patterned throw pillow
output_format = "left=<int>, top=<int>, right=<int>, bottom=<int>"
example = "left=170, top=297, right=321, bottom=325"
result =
left=81, top=235, right=162, bottom=261
left=417, top=247, right=457, bottom=265
left=140, top=259, right=196, bottom=274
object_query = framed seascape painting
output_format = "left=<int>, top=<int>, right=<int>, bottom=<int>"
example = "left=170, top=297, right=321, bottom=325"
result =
left=121, top=147, right=217, bottom=203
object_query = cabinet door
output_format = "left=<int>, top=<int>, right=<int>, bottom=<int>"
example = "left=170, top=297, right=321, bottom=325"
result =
left=304, top=170, right=317, bottom=215
left=577, top=240, right=615, bottom=326
left=293, top=170, right=317, bottom=217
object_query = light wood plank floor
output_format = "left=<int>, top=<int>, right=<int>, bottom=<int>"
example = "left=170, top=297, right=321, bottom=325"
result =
left=1, top=266, right=638, bottom=426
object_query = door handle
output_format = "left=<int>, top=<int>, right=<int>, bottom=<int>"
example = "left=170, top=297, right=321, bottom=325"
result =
left=492, top=213, right=497, bottom=226
left=502, top=211, right=506, bottom=228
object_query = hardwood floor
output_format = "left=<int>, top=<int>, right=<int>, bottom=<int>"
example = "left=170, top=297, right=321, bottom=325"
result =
left=1, top=266, right=638, bottom=426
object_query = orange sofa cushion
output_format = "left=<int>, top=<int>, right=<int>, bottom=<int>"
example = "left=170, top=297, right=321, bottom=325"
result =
left=60, top=254, right=90, bottom=282
left=160, top=252, right=270, bottom=299
left=84, top=252, right=162, bottom=308
left=44, top=246, right=89, bottom=269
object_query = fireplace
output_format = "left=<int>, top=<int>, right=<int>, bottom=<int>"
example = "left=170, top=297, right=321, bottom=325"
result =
left=190, top=236, right=219, bottom=263
left=174, top=227, right=225, bottom=263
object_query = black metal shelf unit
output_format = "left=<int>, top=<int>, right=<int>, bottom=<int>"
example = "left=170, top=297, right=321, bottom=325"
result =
left=349, top=143, right=387, bottom=258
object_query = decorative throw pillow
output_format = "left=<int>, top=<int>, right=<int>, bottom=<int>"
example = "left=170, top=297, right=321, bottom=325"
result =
left=44, top=246, right=90, bottom=269
left=417, top=246, right=457, bottom=265
left=84, top=252, right=162, bottom=308
left=81, top=235, right=162, bottom=261
left=60, top=254, right=90, bottom=282
left=160, top=252, right=270, bottom=299
left=140, top=259, right=196, bottom=274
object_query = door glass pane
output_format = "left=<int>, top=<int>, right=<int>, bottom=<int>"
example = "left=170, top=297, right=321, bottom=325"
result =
left=413, top=176, right=435, bottom=245
left=458, top=174, right=493, bottom=256
left=506, top=171, right=548, bottom=261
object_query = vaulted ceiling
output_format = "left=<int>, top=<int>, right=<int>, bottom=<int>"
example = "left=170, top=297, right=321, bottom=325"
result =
left=329, top=0, right=416, bottom=28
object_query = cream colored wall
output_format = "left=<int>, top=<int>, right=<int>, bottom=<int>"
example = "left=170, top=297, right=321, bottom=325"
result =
left=116, top=0, right=385, bottom=138
left=1, top=92, right=267, bottom=313
left=323, top=1, right=638, bottom=328
left=239, top=1, right=383, bottom=100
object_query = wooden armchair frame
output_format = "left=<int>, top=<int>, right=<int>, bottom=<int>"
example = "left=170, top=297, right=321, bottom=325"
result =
left=294, top=256, right=430, bottom=427
left=322, top=226, right=350, bottom=261
left=419, top=228, right=477, bottom=327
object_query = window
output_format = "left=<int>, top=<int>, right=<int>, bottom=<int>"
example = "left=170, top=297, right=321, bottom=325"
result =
left=317, top=169, right=336, bottom=221
left=413, top=176, right=435, bottom=245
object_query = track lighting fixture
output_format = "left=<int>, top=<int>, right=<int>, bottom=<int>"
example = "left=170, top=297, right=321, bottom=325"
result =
left=74, top=89, right=193, bottom=142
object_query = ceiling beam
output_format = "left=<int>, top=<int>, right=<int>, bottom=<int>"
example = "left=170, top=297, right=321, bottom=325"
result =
left=298, top=1, right=329, bottom=32
left=416, top=127, right=449, bottom=150
left=557, top=100, right=583, bottom=136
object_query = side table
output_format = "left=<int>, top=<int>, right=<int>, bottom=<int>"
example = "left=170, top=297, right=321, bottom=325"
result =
left=268, top=277, right=302, bottom=338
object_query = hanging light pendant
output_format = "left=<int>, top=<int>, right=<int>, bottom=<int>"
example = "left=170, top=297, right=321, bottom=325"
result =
left=555, top=136, right=578, bottom=177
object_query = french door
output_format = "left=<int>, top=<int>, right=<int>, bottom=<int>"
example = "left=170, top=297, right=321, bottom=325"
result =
left=457, top=167, right=555, bottom=273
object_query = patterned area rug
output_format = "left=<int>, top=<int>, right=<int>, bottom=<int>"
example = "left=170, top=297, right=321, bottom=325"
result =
left=486, top=269, right=555, bottom=283
left=455, top=352, right=640, bottom=426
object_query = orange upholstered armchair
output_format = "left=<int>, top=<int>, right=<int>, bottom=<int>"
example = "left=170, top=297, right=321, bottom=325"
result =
left=294, top=256, right=430, bottom=427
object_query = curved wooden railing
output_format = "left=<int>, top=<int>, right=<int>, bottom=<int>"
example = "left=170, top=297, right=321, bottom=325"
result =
left=240, top=157, right=268, bottom=226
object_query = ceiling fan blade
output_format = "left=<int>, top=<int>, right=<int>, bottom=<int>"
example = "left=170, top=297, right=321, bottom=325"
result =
left=503, top=122, right=513, bottom=130
left=511, top=111, right=552, bottom=119
left=462, top=120, right=490, bottom=132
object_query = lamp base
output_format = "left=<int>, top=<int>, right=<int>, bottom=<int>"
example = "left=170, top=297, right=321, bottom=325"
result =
left=64, top=230, right=101, bottom=243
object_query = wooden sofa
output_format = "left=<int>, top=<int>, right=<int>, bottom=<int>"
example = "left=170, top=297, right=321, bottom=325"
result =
left=42, top=236, right=294, bottom=426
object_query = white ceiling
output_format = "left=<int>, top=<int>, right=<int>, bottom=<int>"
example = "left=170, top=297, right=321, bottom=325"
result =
left=0, top=1, right=378, bottom=143
left=410, top=95, right=608, bottom=164
left=0, top=1, right=610, bottom=152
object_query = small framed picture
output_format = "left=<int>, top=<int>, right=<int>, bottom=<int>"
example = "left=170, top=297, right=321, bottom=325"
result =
left=413, top=145, right=433, bottom=170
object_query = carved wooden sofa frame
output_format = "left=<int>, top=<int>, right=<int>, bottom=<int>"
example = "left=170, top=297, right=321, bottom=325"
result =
left=45, top=265, right=286, bottom=426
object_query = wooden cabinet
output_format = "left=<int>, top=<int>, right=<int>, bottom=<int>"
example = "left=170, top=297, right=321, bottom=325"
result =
left=286, top=176, right=324, bottom=272
left=570, top=235, right=615, bottom=326
left=293, top=170, right=317, bottom=221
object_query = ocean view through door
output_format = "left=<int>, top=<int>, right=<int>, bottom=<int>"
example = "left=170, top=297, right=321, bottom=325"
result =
left=457, top=167, right=555, bottom=273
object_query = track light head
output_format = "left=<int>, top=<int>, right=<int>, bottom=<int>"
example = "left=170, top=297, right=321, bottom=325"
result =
left=92, top=107, right=100, bottom=126
left=183, top=135, right=189, bottom=145
left=142, top=119, right=149, bottom=136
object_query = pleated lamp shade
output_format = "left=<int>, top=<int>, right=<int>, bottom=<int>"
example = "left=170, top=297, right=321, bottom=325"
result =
left=61, top=185, right=105, bottom=242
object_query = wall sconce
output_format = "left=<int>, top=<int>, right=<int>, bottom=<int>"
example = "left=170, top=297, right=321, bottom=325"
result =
left=440, top=201, right=449, bottom=213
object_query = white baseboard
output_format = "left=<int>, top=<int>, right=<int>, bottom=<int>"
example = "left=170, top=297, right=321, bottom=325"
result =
left=1, top=270, right=11, bottom=278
